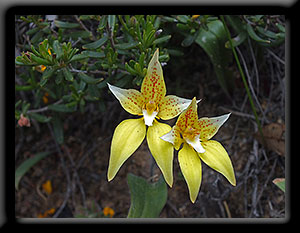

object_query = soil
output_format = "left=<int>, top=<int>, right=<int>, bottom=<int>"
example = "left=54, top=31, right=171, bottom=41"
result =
left=15, top=31, right=285, bottom=219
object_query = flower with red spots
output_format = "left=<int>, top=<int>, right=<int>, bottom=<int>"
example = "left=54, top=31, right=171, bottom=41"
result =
left=107, top=49, right=199, bottom=187
left=160, top=97, right=236, bottom=203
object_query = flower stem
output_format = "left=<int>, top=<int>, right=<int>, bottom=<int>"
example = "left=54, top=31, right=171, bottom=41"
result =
left=220, top=15, right=265, bottom=145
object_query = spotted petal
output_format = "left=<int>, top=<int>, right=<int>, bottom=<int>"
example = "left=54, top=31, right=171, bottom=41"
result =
left=160, top=125, right=183, bottom=151
left=147, top=120, right=174, bottom=187
left=141, top=49, right=166, bottom=105
left=198, top=113, right=231, bottom=141
left=175, top=97, right=199, bottom=132
left=158, top=95, right=201, bottom=120
left=108, top=83, right=144, bottom=115
left=178, top=143, right=202, bottom=203
left=199, top=140, right=236, bottom=186
left=107, top=118, right=146, bottom=181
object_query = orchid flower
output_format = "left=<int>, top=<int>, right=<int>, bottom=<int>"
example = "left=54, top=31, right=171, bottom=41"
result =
left=107, top=49, right=199, bottom=187
left=160, top=97, right=236, bottom=203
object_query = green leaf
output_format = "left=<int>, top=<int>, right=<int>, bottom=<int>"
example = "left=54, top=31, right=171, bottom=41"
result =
left=78, top=72, right=103, bottom=84
left=108, top=15, right=116, bottom=32
left=246, top=24, right=270, bottom=44
left=195, top=19, right=234, bottom=96
left=40, top=68, right=55, bottom=87
left=48, top=104, right=76, bottom=112
left=15, top=151, right=51, bottom=190
left=30, top=54, right=52, bottom=65
left=53, top=40, right=63, bottom=60
left=181, top=34, right=196, bottom=47
left=273, top=178, right=285, bottom=192
left=127, top=173, right=167, bottom=218
left=28, top=112, right=52, bottom=123
left=114, top=41, right=139, bottom=50
left=82, top=35, right=108, bottom=49
left=153, top=35, right=172, bottom=44
left=54, top=20, right=80, bottom=29
left=225, top=31, right=248, bottom=48
left=81, top=51, right=105, bottom=58
left=62, top=67, right=74, bottom=82
left=52, top=115, right=64, bottom=144
left=15, top=85, right=34, bottom=91
left=69, top=53, right=88, bottom=62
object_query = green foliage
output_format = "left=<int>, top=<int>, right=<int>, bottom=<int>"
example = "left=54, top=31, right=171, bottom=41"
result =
left=15, top=15, right=171, bottom=144
left=167, top=15, right=285, bottom=96
left=225, top=15, right=285, bottom=48
left=15, top=151, right=52, bottom=190
left=195, top=20, right=234, bottom=96
left=127, top=173, right=167, bottom=218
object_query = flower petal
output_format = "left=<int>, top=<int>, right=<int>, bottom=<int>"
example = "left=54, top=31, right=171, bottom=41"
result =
left=141, top=49, right=166, bottom=105
left=142, top=109, right=158, bottom=126
left=147, top=120, right=174, bottom=187
left=107, top=118, right=146, bottom=181
left=158, top=95, right=201, bottom=120
left=108, top=83, right=144, bottom=115
left=175, top=97, right=198, bottom=132
left=160, top=125, right=183, bottom=151
left=185, top=134, right=205, bottom=153
left=198, top=113, right=231, bottom=141
left=199, top=140, right=236, bottom=186
left=178, top=143, right=202, bottom=203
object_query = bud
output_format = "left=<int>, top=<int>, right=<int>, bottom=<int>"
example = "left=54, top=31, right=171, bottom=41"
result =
left=18, top=114, right=31, bottom=127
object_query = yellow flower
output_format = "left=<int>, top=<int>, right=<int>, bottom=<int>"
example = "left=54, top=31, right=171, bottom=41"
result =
left=43, top=92, right=49, bottom=104
left=191, top=15, right=200, bottom=20
left=35, top=65, right=47, bottom=73
left=42, top=180, right=52, bottom=195
left=160, top=97, right=236, bottom=203
left=37, top=208, right=56, bottom=218
left=103, top=207, right=115, bottom=218
left=107, top=49, right=199, bottom=187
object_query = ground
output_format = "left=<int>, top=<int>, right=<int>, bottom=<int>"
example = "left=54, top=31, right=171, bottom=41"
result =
left=15, top=41, right=285, bottom=219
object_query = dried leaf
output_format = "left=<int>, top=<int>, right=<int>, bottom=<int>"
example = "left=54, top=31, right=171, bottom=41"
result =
left=255, top=123, right=285, bottom=156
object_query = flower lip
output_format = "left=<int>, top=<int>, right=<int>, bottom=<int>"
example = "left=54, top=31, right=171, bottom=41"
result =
left=185, top=134, right=205, bottom=153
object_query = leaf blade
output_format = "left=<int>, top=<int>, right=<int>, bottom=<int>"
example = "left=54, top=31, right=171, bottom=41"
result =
left=127, top=173, right=167, bottom=218
left=15, top=152, right=51, bottom=190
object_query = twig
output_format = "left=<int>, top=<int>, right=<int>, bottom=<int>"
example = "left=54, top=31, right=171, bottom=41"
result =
left=218, top=106, right=261, bottom=121
left=36, top=180, right=48, bottom=204
left=107, top=21, right=115, bottom=51
left=223, top=200, right=232, bottom=218
left=255, top=158, right=277, bottom=210
left=62, top=145, right=87, bottom=209
left=74, top=15, right=96, bottom=41
left=69, top=65, right=108, bottom=76
left=46, top=123, right=72, bottom=218
left=27, top=99, right=63, bottom=114
left=236, top=47, right=266, bottom=123
left=247, top=38, right=260, bottom=93
left=166, top=200, right=180, bottom=216
left=266, top=48, right=285, bottom=65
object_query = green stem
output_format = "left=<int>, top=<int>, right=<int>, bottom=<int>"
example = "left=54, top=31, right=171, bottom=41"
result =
left=220, top=15, right=265, bottom=144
